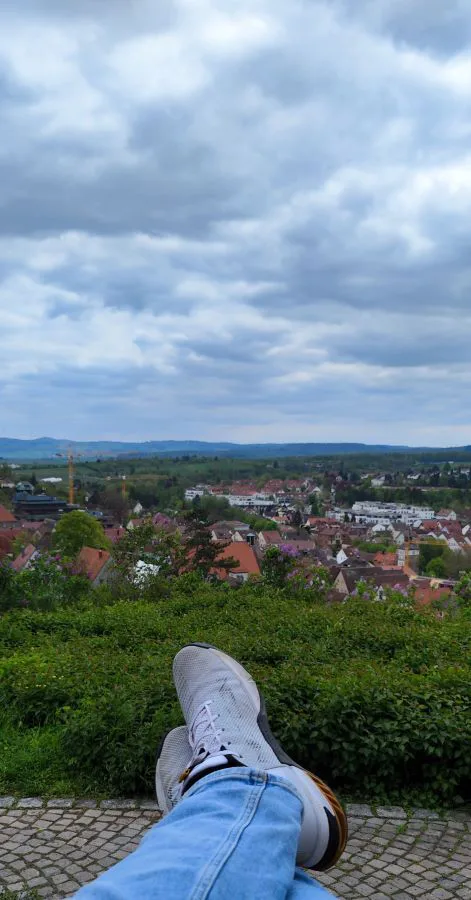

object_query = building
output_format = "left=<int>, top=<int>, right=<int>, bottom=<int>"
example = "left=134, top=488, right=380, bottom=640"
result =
left=212, top=542, right=261, bottom=584
left=373, top=551, right=400, bottom=569
left=184, top=486, right=211, bottom=501
left=257, top=531, right=284, bottom=551
left=13, top=493, right=67, bottom=521
left=0, top=505, right=16, bottom=528
left=184, top=485, right=273, bottom=510
left=11, top=544, right=39, bottom=572
left=371, top=476, right=386, bottom=487
left=104, top=526, right=127, bottom=544
left=333, top=567, right=410, bottom=598
left=223, top=493, right=273, bottom=509
left=74, top=547, right=113, bottom=587
left=351, top=501, right=435, bottom=525
left=15, top=482, right=34, bottom=493
left=436, top=509, right=457, bottom=521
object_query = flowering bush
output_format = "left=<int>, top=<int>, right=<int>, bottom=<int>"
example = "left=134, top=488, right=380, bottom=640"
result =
left=261, top=545, right=299, bottom=587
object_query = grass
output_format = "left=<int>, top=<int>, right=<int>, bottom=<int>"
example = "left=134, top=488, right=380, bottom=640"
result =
left=0, top=891, right=40, bottom=900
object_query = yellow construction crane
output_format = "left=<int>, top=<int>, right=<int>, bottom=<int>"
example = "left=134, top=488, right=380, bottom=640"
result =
left=55, top=448, right=82, bottom=505
left=68, top=449, right=75, bottom=505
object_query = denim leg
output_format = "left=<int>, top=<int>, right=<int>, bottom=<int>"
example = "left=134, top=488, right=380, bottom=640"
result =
left=73, top=769, right=303, bottom=900
left=288, top=868, right=338, bottom=899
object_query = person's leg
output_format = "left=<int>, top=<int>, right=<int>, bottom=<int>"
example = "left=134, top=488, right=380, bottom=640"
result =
left=74, top=768, right=306, bottom=900
left=74, top=643, right=345, bottom=899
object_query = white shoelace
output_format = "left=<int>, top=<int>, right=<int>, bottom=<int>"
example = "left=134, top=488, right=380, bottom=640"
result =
left=188, top=700, right=224, bottom=769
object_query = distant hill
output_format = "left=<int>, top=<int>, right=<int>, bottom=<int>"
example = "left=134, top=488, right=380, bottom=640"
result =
left=0, top=435, right=439, bottom=462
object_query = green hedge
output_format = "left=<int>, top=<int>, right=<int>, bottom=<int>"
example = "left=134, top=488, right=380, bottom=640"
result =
left=0, top=580, right=470, bottom=806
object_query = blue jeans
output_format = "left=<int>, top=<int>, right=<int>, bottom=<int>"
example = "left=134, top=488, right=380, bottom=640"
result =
left=75, top=769, right=335, bottom=899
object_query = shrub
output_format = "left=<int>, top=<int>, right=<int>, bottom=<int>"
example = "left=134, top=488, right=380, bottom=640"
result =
left=0, top=583, right=469, bottom=805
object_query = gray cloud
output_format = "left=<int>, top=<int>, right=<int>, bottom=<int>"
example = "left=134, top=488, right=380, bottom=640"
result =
left=343, top=0, right=471, bottom=56
left=1, top=0, right=471, bottom=445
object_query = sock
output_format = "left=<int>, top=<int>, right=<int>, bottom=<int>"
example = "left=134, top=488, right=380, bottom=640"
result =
left=182, top=753, right=245, bottom=794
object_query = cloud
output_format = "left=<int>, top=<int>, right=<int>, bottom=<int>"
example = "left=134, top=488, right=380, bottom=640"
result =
left=1, top=0, right=471, bottom=445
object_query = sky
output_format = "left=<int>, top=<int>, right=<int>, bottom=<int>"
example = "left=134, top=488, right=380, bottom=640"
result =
left=1, top=0, right=471, bottom=446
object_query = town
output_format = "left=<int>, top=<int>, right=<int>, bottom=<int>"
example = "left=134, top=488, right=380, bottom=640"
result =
left=2, top=450, right=471, bottom=611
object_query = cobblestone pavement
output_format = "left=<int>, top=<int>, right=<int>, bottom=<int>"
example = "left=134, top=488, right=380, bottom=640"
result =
left=0, top=799, right=469, bottom=899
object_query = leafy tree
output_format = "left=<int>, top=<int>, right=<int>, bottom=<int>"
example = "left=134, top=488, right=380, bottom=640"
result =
left=113, top=522, right=186, bottom=581
left=261, top=545, right=298, bottom=587
left=11, top=534, right=29, bottom=557
left=454, top=571, right=471, bottom=608
left=0, top=563, right=18, bottom=611
left=53, top=511, right=110, bottom=558
left=184, top=509, right=237, bottom=578
left=425, top=557, right=447, bottom=578
left=309, top=494, right=322, bottom=516
left=244, top=514, right=277, bottom=532
left=442, top=547, right=471, bottom=579
left=101, top=488, right=129, bottom=525
left=419, top=543, right=445, bottom=575
left=291, top=509, right=303, bottom=534
left=1, top=556, right=90, bottom=612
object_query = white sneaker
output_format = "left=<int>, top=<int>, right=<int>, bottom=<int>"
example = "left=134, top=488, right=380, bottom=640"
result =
left=155, top=726, right=191, bottom=814
left=171, top=643, right=348, bottom=871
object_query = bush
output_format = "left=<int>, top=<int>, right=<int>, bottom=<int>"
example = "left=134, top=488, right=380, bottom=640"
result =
left=0, top=582, right=470, bottom=805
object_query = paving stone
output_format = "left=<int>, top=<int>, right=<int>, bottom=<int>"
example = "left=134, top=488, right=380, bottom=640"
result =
left=100, top=800, right=137, bottom=810
left=17, top=798, right=43, bottom=808
left=376, top=806, right=408, bottom=819
left=47, top=798, right=74, bottom=808
left=412, top=809, right=440, bottom=820
left=0, top=802, right=469, bottom=898
left=0, top=797, right=15, bottom=808
left=347, top=804, right=373, bottom=817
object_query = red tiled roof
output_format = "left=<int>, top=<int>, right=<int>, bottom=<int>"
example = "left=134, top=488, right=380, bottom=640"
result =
left=104, top=527, right=127, bottom=544
left=374, top=551, right=398, bottom=569
left=0, top=505, right=16, bottom=524
left=0, top=527, right=28, bottom=541
left=11, top=544, right=37, bottom=572
left=414, top=585, right=451, bottom=608
left=212, top=542, right=261, bottom=579
left=74, top=546, right=111, bottom=582
left=260, top=531, right=283, bottom=543
left=0, top=534, right=14, bottom=558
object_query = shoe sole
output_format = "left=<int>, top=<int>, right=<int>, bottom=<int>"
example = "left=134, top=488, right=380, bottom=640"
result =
left=191, top=642, right=348, bottom=871
left=155, top=731, right=171, bottom=814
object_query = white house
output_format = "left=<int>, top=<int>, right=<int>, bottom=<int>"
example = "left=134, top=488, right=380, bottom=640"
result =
left=184, top=486, right=212, bottom=501
left=351, top=501, right=434, bottom=525
left=436, top=509, right=457, bottom=521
